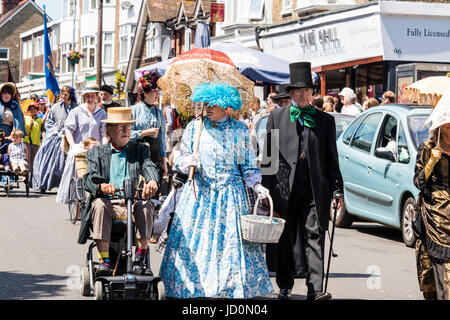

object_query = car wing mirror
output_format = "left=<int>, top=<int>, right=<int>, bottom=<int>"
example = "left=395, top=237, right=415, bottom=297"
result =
left=375, top=147, right=396, bottom=162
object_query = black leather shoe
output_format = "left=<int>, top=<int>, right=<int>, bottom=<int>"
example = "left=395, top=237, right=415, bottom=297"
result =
left=278, top=289, right=292, bottom=300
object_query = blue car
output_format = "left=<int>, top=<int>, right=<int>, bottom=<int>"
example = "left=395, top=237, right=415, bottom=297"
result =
left=335, top=104, right=432, bottom=247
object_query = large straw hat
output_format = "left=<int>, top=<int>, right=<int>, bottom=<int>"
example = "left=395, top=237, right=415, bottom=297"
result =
left=0, top=82, right=16, bottom=96
left=101, top=107, right=136, bottom=124
left=82, top=84, right=100, bottom=95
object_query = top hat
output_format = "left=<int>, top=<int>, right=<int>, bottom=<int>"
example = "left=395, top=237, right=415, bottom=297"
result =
left=0, top=82, right=16, bottom=96
left=100, top=85, right=114, bottom=95
left=82, top=84, right=100, bottom=95
left=285, top=62, right=316, bottom=92
left=272, top=84, right=291, bottom=100
left=101, top=107, right=137, bottom=124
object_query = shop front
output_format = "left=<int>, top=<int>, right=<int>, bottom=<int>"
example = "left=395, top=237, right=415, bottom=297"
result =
left=260, top=1, right=450, bottom=102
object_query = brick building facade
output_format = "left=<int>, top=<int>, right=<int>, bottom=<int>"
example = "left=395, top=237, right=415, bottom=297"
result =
left=0, top=0, right=47, bottom=83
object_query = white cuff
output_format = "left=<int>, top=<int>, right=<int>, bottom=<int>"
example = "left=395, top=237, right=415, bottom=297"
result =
left=245, top=172, right=262, bottom=189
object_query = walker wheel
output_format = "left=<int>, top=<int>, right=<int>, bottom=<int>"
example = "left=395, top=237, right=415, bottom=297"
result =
left=94, top=280, right=104, bottom=300
left=157, top=281, right=166, bottom=300
left=80, top=266, right=91, bottom=296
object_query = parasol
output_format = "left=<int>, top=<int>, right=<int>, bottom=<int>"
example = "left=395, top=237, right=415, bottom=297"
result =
left=157, top=48, right=256, bottom=181
left=402, top=74, right=450, bottom=106
left=425, top=87, right=450, bottom=152
left=157, top=48, right=255, bottom=117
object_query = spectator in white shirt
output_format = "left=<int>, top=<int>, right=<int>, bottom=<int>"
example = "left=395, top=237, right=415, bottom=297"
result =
left=341, top=92, right=362, bottom=116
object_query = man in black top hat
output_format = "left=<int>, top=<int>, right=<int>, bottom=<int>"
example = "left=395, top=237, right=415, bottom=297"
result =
left=99, top=85, right=121, bottom=111
left=261, top=62, right=343, bottom=300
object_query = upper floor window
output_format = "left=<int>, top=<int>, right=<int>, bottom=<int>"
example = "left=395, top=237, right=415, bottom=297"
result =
left=83, top=0, right=97, bottom=12
left=0, top=48, right=9, bottom=61
left=146, top=23, right=162, bottom=58
left=63, top=0, right=76, bottom=19
left=22, top=41, right=32, bottom=60
left=282, top=0, right=293, bottom=10
left=33, top=36, right=43, bottom=56
left=103, top=32, right=113, bottom=66
left=119, top=24, right=136, bottom=62
left=248, top=0, right=264, bottom=20
left=82, top=36, right=96, bottom=69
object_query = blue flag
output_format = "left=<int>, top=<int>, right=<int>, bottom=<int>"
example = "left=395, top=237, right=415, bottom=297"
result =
left=43, top=6, right=60, bottom=103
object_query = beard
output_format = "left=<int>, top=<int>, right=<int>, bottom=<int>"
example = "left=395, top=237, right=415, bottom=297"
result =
left=101, top=99, right=113, bottom=105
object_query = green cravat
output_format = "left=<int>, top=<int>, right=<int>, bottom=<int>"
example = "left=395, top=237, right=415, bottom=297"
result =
left=290, top=103, right=316, bottom=128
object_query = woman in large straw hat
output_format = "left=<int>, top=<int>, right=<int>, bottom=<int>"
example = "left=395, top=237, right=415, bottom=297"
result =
left=0, top=82, right=26, bottom=138
left=159, top=83, right=273, bottom=299
left=56, top=84, right=107, bottom=204
left=32, top=86, right=78, bottom=192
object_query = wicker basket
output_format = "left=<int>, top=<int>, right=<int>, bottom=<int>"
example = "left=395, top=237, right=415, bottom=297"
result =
left=240, top=194, right=285, bottom=243
left=74, top=151, right=88, bottom=178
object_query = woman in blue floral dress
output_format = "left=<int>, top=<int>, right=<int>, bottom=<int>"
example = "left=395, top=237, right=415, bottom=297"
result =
left=159, top=83, right=273, bottom=299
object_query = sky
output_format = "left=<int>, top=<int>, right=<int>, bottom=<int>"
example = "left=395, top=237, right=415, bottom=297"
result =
left=35, top=0, right=62, bottom=21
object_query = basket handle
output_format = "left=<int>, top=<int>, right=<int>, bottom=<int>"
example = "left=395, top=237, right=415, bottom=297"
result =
left=253, top=193, right=274, bottom=221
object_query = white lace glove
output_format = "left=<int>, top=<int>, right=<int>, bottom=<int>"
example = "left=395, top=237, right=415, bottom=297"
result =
left=254, top=183, right=270, bottom=199
left=178, top=154, right=201, bottom=174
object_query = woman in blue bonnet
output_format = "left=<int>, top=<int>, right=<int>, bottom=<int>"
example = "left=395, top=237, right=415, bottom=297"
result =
left=159, top=83, right=274, bottom=299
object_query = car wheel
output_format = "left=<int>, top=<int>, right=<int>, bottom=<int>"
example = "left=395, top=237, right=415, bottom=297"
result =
left=402, top=197, right=417, bottom=248
left=330, top=200, right=353, bottom=228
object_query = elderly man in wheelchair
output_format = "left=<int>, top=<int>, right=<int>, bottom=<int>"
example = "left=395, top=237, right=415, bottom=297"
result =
left=77, top=107, right=159, bottom=278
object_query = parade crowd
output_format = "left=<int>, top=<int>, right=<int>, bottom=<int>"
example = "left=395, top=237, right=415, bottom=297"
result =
left=0, top=60, right=448, bottom=300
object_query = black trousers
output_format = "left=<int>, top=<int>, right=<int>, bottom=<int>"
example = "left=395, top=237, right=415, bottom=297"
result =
left=276, top=200, right=325, bottom=294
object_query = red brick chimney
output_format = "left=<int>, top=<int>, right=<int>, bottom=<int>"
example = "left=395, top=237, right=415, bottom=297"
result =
left=1, top=0, right=23, bottom=17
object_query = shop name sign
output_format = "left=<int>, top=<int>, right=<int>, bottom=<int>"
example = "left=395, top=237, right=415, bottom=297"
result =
left=298, top=27, right=345, bottom=59
left=407, top=28, right=450, bottom=38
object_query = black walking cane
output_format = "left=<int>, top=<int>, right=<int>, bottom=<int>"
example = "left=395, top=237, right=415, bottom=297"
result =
left=316, top=191, right=343, bottom=301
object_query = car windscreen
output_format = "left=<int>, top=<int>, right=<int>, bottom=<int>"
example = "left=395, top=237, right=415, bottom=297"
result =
left=408, top=116, right=431, bottom=149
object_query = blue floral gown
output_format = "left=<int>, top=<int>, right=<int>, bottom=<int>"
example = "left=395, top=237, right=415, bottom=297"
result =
left=159, top=116, right=274, bottom=299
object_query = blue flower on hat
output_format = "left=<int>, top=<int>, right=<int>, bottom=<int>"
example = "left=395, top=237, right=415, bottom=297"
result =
left=191, top=83, right=242, bottom=110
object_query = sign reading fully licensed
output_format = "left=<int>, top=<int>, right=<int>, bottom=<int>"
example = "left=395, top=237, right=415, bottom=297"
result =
left=381, top=15, right=450, bottom=62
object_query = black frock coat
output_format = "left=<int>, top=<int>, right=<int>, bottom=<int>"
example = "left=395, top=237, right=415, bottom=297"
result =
left=261, top=105, right=343, bottom=273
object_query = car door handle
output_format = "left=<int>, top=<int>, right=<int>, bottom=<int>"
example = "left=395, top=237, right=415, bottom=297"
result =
left=367, top=165, right=372, bottom=172
left=344, top=155, right=349, bottom=160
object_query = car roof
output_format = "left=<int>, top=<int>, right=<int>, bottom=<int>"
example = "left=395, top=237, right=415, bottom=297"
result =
left=369, top=103, right=431, bottom=116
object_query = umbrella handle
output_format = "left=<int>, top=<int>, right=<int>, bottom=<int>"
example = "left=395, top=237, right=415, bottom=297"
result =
left=188, top=111, right=204, bottom=181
